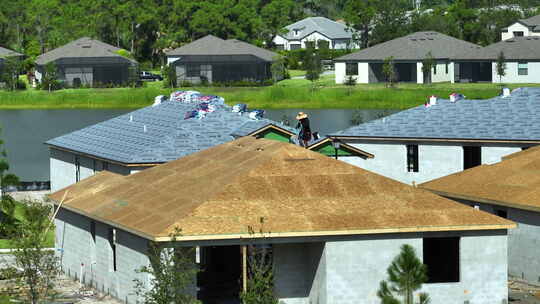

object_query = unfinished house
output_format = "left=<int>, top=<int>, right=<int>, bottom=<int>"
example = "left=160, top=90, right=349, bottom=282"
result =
left=166, top=35, right=279, bottom=84
left=452, top=36, right=540, bottom=83
left=329, top=87, right=540, bottom=185
left=334, top=31, right=481, bottom=84
left=421, top=146, right=540, bottom=285
left=50, top=137, right=514, bottom=304
left=45, top=101, right=296, bottom=192
left=35, top=37, right=138, bottom=87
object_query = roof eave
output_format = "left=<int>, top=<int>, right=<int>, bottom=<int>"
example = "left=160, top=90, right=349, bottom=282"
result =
left=329, top=135, right=540, bottom=144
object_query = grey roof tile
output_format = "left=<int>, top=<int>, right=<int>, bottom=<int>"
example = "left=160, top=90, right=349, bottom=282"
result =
left=336, top=31, right=481, bottom=61
left=453, top=36, right=540, bottom=60
left=46, top=102, right=294, bottom=164
left=330, top=87, right=540, bottom=141
left=0, top=46, right=23, bottom=58
left=166, top=35, right=279, bottom=62
left=280, top=17, right=353, bottom=40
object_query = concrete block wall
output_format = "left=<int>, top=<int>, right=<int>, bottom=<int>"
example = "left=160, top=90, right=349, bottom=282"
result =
left=56, top=209, right=150, bottom=303
left=324, top=231, right=508, bottom=304
left=342, top=142, right=522, bottom=184
left=50, top=148, right=140, bottom=191
left=454, top=199, right=540, bottom=285
left=273, top=242, right=325, bottom=304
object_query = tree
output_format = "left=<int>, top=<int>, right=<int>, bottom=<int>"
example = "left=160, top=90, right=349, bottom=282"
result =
left=271, top=55, right=287, bottom=83
left=344, top=75, right=357, bottom=95
left=304, top=42, right=322, bottom=88
left=421, top=52, right=435, bottom=84
left=382, top=56, right=397, bottom=88
left=343, top=0, right=377, bottom=48
left=162, top=64, right=177, bottom=88
left=8, top=200, right=59, bottom=304
left=496, top=51, right=507, bottom=86
left=40, top=62, right=59, bottom=91
left=133, top=227, right=200, bottom=304
left=0, top=129, right=19, bottom=237
left=377, top=244, right=430, bottom=304
left=1, top=56, right=23, bottom=91
left=241, top=244, right=278, bottom=304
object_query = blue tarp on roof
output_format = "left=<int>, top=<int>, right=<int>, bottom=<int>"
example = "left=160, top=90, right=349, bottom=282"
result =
left=331, top=87, right=540, bottom=141
left=46, top=102, right=294, bottom=164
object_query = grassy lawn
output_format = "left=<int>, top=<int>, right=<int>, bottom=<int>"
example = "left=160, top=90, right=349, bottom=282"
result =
left=288, top=69, right=306, bottom=77
left=0, top=202, right=55, bottom=250
left=1, top=78, right=539, bottom=110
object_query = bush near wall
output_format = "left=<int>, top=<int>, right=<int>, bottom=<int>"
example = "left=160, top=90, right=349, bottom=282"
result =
left=278, top=49, right=354, bottom=70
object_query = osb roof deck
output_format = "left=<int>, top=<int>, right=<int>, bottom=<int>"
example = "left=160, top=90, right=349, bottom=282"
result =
left=50, top=137, right=514, bottom=242
left=421, top=146, right=540, bottom=213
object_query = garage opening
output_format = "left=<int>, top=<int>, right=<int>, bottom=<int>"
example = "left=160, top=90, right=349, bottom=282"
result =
left=463, top=146, right=481, bottom=169
left=198, top=245, right=241, bottom=304
left=423, top=237, right=460, bottom=283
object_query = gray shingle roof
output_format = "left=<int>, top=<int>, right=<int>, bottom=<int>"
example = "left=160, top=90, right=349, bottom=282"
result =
left=165, top=35, right=279, bottom=62
left=336, top=31, right=481, bottom=62
left=46, top=102, right=295, bottom=164
left=453, top=36, right=540, bottom=60
left=520, top=14, right=540, bottom=31
left=36, top=37, right=137, bottom=65
left=330, top=87, right=540, bottom=142
left=280, top=17, right=353, bottom=40
left=0, top=46, right=23, bottom=58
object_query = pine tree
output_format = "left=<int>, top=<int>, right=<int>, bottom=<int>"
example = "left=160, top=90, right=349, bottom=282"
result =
left=377, top=244, right=430, bottom=304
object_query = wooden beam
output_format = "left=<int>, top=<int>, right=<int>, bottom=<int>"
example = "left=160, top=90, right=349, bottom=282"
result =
left=242, top=245, right=247, bottom=293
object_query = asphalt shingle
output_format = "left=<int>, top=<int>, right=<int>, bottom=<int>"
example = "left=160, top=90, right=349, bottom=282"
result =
left=46, top=102, right=295, bottom=164
left=330, top=87, right=540, bottom=141
left=280, top=17, right=353, bottom=40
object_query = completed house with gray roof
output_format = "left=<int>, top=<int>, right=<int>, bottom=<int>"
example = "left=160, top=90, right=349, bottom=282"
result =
left=452, top=36, right=540, bottom=83
left=272, top=17, right=357, bottom=50
left=46, top=100, right=297, bottom=191
left=329, top=87, right=540, bottom=185
left=166, top=35, right=279, bottom=85
left=35, top=37, right=138, bottom=87
left=334, top=31, right=481, bottom=84
left=501, top=13, right=540, bottom=40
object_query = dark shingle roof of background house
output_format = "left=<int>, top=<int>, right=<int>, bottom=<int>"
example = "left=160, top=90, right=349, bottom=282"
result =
left=330, top=87, right=540, bottom=142
left=336, top=31, right=481, bottom=61
left=166, top=35, right=279, bottom=61
left=453, top=36, right=540, bottom=60
left=36, top=37, right=136, bottom=65
left=0, top=46, right=23, bottom=58
left=46, top=102, right=294, bottom=164
left=280, top=17, right=353, bottom=40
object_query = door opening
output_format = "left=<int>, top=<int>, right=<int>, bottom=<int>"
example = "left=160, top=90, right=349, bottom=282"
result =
left=198, top=245, right=241, bottom=304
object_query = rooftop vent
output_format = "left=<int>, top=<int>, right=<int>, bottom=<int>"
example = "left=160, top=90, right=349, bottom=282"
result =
left=81, top=44, right=91, bottom=48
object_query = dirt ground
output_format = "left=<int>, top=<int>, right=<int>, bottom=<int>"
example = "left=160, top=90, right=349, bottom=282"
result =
left=509, top=278, right=540, bottom=304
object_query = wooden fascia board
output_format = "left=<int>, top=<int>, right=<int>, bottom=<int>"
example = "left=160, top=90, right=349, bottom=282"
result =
left=47, top=145, right=161, bottom=167
left=248, top=124, right=295, bottom=137
left=330, top=136, right=540, bottom=144
left=420, top=187, right=540, bottom=214
left=307, top=138, right=374, bottom=158
left=51, top=197, right=514, bottom=243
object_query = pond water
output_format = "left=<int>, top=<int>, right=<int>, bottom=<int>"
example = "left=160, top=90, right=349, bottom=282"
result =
left=0, top=108, right=399, bottom=182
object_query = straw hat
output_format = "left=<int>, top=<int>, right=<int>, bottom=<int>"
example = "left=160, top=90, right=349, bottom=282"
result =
left=296, top=112, right=308, bottom=120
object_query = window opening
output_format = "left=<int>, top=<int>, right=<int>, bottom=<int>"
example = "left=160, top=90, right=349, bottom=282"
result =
left=407, top=144, right=419, bottom=172
left=513, top=31, right=524, bottom=37
left=518, top=62, right=528, bottom=76
left=108, top=228, right=117, bottom=271
left=102, top=161, right=109, bottom=171
left=90, top=221, right=96, bottom=242
left=463, top=146, right=481, bottom=169
left=75, top=156, right=81, bottom=182
left=346, top=63, right=358, bottom=76
left=496, top=209, right=508, bottom=219
left=423, top=237, right=460, bottom=283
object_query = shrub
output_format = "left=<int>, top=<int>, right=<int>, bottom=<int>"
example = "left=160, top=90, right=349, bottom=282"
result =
left=179, top=80, right=193, bottom=87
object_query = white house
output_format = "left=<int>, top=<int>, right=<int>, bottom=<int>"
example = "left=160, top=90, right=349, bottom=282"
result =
left=272, top=17, right=357, bottom=50
left=329, top=87, right=540, bottom=185
left=49, top=136, right=514, bottom=304
left=501, top=14, right=540, bottom=40
left=452, top=36, right=540, bottom=83
left=421, top=146, right=540, bottom=285
left=334, top=31, right=481, bottom=84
